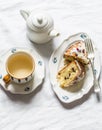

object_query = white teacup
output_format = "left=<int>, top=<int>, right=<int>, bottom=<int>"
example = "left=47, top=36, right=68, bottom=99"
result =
left=3, top=51, right=35, bottom=84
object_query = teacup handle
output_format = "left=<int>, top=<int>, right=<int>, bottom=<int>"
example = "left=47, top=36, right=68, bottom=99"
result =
left=3, top=74, right=11, bottom=84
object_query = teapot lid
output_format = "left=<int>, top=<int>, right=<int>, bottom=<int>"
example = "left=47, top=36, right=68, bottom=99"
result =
left=27, top=12, right=53, bottom=32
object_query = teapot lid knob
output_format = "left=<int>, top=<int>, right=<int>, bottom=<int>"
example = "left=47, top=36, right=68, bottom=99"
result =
left=37, top=17, right=43, bottom=24
left=32, top=14, right=48, bottom=29
left=28, top=12, right=54, bottom=32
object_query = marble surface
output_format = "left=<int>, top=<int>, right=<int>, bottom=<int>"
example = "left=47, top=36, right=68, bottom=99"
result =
left=0, top=0, right=102, bottom=130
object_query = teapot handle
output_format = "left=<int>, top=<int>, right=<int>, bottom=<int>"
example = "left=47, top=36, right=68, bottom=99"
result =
left=20, top=10, right=30, bottom=20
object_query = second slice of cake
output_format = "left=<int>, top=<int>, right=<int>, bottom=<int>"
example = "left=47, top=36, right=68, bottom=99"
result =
left=57, top=60, right=85, bottom=88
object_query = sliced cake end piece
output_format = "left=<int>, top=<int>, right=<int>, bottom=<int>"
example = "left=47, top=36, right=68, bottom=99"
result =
left=64, top=40, right=89, bottom=65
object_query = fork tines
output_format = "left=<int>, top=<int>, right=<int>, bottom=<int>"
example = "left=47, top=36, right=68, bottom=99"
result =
left=84, top=39, right=94, bottom=57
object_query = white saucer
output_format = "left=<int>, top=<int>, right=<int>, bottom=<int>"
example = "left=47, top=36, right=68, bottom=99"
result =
left=0, top=47, right=45, bottom=94
left=49, top=32, right=101, bottom=103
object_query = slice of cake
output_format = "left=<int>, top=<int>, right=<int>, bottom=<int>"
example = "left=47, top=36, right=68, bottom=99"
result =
left=64, top=40, right=89, bottom=65
left=57, top=60, right=85, bottom=88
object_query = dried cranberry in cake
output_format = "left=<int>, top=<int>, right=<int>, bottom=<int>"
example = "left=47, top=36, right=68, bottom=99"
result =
left=82, top=49, right=85, bottom=53
left=76, top=48, right=81, bottom=52
left=64, top=41, right=89, bottom=65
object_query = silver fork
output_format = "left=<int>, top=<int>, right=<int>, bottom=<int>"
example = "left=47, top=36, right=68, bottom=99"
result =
left=85, top=39, right=101, bottom=93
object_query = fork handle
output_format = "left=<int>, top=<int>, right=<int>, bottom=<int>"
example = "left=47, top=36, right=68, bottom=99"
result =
left=90, top=60, right=101, bottom=92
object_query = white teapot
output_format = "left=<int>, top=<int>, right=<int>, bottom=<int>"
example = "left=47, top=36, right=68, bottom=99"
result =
left=20, top=9, right=60, bottom=44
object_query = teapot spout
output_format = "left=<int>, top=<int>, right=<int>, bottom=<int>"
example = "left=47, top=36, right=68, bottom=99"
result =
left=49, top=29, right=60, bottom=38
left=20, top=10, right=30, bottom=20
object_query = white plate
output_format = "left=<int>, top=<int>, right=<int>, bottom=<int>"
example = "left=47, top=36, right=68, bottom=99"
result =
left=49, top=32, right=101, bottom=103
left=0, top=47, right=45, bottom=94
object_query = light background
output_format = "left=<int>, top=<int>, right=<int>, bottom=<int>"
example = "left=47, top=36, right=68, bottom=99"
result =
left=0, top=0, right=102, bottom=130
